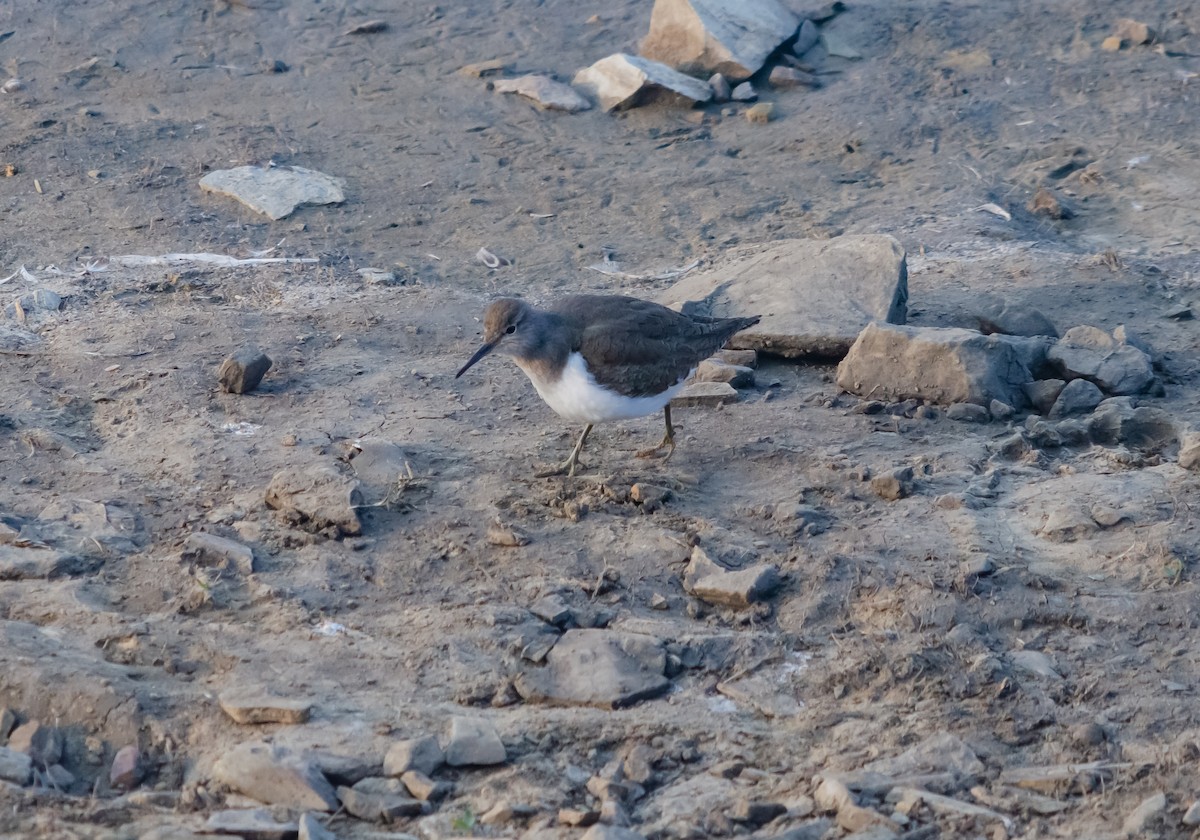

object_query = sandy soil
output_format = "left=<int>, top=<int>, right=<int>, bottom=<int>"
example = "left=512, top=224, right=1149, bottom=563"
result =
left=2, top=1, right=1200, bottom=838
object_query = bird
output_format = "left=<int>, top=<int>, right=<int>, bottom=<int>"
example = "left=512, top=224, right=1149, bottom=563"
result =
left=455, top=294, right=761, bottom=476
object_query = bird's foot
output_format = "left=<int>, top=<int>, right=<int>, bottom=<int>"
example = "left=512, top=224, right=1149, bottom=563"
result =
left=535, top=454, right=588, bottom=478
left=636, top=435, right=676, bottom=462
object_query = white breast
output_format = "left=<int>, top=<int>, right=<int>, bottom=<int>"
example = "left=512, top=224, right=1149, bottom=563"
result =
left=518, top=352, right=689, bottom=424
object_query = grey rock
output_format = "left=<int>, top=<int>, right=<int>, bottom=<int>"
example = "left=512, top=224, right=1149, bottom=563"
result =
left=774, top=819, right=835, bottom=840
left=862, top=732, right=984, bottom=779
left=5, top=289, right=62, bottom=319
left=1122, top=791, right=1166, bottom=835
left=1088, top=399, right=1178, bottom=451
left=684, top=545, right=780, bottom=608
left=1055, top=419, right=1091, bottom=446
left=530, top=593, right=573, bottom=627
left=492, top=75, right=592, bottom=111
left=0, top=747, right=31, bottom=784
left=443, top=717, right=506, bottom=766
left=211, top=741, right=339, bottom=811
left=729, top=798, right=787, bottom=824
left=730, top=81, right=757, bottom=101
left=793, top=18, right=820, bottom=56
left=994, top=432, right=1030, bottom=460
left=769, top=65, right=817, bottom=87
left=871, top=467, right=913, bottom=501
left=110, top=745, right=141, bottom=790
left=199, top=165, right=345, bottom=220
left=714, top=348, right=758, bottom=367
left=573, top=54, right=712, bottom=112
left=814, top=776, right=853, bottom=811
left=1024, top=379, right=1066, bottom=414
left=1038, top=506, right=1097, bottom=543
left=312, top=751, right=383, bottom=786
left=0, top=708, right=13, bottom=743
left=45, top=762, right=75, bottom=791
left=838, top=324, right=1032, bottom=407
left=708, top=73, right=731, bottom=102
left=671, top=381, right=738, bottom=407
left=1179, top=432, right=1200, bottom=471
left=1183, top=800, right=1200, bottom=826
left=7, top=720, right=62, bottom=766
left=182, top=532, right=255, bottom=575
left=976, top=297, right=1059, bottom=338
left=661, top=235, right=907, bottom=359
left=623, top=745, right=657, bottom=785
left=400, top=770, right=448, bottom=801
left=694, top=359, right=755, bottom=388
left=218, top=347, right=273, bottom=394
left=0, top=544, right=90, bottom=580
left=600, top=798, right=632, bottom=826
left=1024, top=418, right=1062, bottom=449
left=299, top=812, right=337, bottom=840
left=640, top=0, right=800, bottom=81
left=1048, top=378, right=1104, bottom=418
left=515, top=629, right=669, bottom=709
left=1047, top=325, right=1154, bottom=395
left=218, top=686, right=312, bottom=725
left=264, top=465, right=363, bottom=537
left=1166, top=303, right=1193, bottom=320
left=337, top=780, right=424, bottom=822
left=205, top=808, right=299, bottom=839
left=946, top=403, right=989, bottom=423
left=717, top=673, right=802, bottom=717
left=1113, top=324, right=1154, bottom=359
left=989, top=399, right=1014, bottom=421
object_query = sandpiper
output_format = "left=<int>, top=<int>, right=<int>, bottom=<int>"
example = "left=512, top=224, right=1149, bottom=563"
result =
left=456, top=294, right=760, bottom=476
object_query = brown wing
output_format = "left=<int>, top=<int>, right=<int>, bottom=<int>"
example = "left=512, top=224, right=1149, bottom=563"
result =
left=553, top=296, right=759, bottom=398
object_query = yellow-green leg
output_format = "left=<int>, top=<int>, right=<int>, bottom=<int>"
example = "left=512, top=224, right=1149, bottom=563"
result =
left=636, top=405, right=676, bottom=461
left=536, top=424, right=593, bottom=477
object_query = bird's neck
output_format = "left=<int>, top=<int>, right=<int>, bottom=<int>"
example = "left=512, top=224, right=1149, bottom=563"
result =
left=512, top=311, right=574, bottom=384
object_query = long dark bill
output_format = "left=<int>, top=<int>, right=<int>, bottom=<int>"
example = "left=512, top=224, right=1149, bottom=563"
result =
left=455, top=340, right=498, bottom=378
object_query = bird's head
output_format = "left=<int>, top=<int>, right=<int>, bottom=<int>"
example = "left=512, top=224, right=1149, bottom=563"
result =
left=455, top=297, right=536, bottom=377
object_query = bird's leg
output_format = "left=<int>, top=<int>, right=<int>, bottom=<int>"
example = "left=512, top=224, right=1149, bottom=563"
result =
left=536, top=424, right=593, bottom=477
left=636, top=405, right=677, bottom=460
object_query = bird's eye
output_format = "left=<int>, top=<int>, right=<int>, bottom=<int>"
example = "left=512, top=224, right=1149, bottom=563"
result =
left=505, top=325, right=517, bottom=335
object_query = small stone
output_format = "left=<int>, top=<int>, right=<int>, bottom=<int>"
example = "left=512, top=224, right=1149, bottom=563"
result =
left=1179, top=433, right=1200, bottom=471
left=459, top=58, right=507, bottom=78
left=769, top=66, right=817, bottom=87
left=110, top=745, right=141, bottom=790
left=530, top=593, right=573, bottom=627
left=219, top=687, right=312, bottom=725
left=4, top=289, right=62, bottom=319
left=211, top=741, right=339, bottom=811
left=994, top=432, right=1031, bottom=460
left=1048, top=378, right=1104, bottom=418
left=623, top=744, right=656, bottom=785
left=794, top=18, right=820, bottom=56
left=7, top=720, right=62, bottom=766
left=731, top=81, right=757, bottom=101
left=560, top=808, right=600, bottom=827
left=650, top=593, right=669, bottom=610
left=205, top=808, right=299, bottom=839
left=1113, top=18, right=1153, bottom=45
left=746, top=102, right=775, bottom=123
left=1024, top=379, right=1066, bottom=414
left=683, top=545, right=780, bottom=608
left=630, top=483, right=671, bottom=511
left=640, top=0, right=801, bottom=81
left=729, top=798, right=787, bottom=825
left=1038, top=506, right=1098, bottom=543
left=486, top=523, right=529, bottom=547
left=1122, top=791, right=1166, bottom=835
left=45, top=763, right=75, bottom=790
left=715, top=348, right=758, bottom=367
left=946, top=403, right=990, bottom=423
left=871, top=467, right=913, bottom=501
left=1071, top=723, right=1106, bottom=747
left=671, top=381, right=738, bottom=407
left=345, top=19, right=387, bottom=34
left=573, top=53, right=713, bottom=111
left=0, top=747, right=32, bottom=784
left=988, top=399, right=1014, bottom=421
left=1101, top=34, right=1123, bottom=51
left=200, top=165, right=345, bottom=220
left=695, top=359, right=755, bottom=389
left=264, top=465, right=363, bottom=537
left=1027, top=187, right=1072, bottom=219
left=400, top=770, right=448, bottom=801
left=1048, top=325, right=1153, bottom=396
left=492, top=74, right=592, bottom=111
left=514, top=629, right=669, bottom=709
left=600, top=798, right=632, bottom=826
left=0, top=708, right=14, bottom=742
left=1166, top=303, right=1193, bottom=320
left=218, top=348, right=273, bottom=394
left=837, top=802, right=901, bottom=834
left=976, top=297, right=1059, bottom=338
left=444, top=717, right=506, bottom=766
left=183, top=532, right=255, bottom=575
left=708, top=73, right=731, bottom=102
left=814, top=776, right=853, bottom=812
left=298, top=812, right=336, bottom=840
left=384, top=735, right=444, bottom=777
left=337, top=782, right=424, bottom=822
left=1182, top=800, right=1200, bottom=826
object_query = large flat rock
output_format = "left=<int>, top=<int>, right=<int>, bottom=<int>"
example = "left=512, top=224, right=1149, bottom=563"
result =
left=640, top=0, right=800, bottom=82
left=515, top=629, right=670, bottom=709
left=573, top=53, right=713, bottom=112
left=659, top=236, right=908, bottom=359
left=199, top=165, right=346, bottom=220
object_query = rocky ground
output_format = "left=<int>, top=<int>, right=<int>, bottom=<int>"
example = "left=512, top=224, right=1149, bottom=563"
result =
left=3, top=1, right=1200, bottom=839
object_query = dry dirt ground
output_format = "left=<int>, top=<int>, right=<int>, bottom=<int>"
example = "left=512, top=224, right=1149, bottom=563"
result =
left=3, top=0, right=1200, bottom=838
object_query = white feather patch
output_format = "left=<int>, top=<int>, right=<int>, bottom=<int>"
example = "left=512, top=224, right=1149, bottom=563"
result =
left=519, top=352, right=688, bottom=424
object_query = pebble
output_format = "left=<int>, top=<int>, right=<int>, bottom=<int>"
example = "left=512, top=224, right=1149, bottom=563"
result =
left=1182, top=799, right=1200, bottom=825
left=989, top=399, right=1015, bottom=421
left=110, top=745, right=141, bottom=790
left=218, top=347, right=273, bottom=394
left=1179, top=433, right=1200, bottom=471
left=695, top=359, right=755, bottom=389
left=218, top=687, right=312, bottom=725
left=298, top=812, right=337, bottom=840
left=870, top=467, right=913, bottom=501
left=486, top=523, right=529, bottom=547
left=1122, top=791, right=1166, bottom=834
left=0, top=747, right=32, bottom=784
left=600, top=798, right=632, bottom=826
left=622, top=744, right=656, bottom=785
left=0, top=707, right=13, bottom=741
left=794, top=19, right=820, bottom=56
left=746, top=102, right=775, bottom=123
left=4, top=289, right=62, bottom=319
left=400, top=770, right=448, bottom=801
left=491, top=74, right=592, bottom=112
left=1166, top=303, right=1193, bottom=320
left=1024, top=379, right=1066, bottom=414
left=199, top=165, right=345, bottom=220
left=836, top=802, right=901, bottom=834
left=530, top=593, right=573, bottom=627
left=443, top=717, right=506, bottom=766
left=671, top=381, right=738, bottom=407
left=730, top=798, right=787, bottom=825
left=683, top=545, right=780, bottom=609
left=946, top=403, right=989, bottom=423
left=384, top=735, right=444, bottom=777
left=976, top=297, right=1059, bottom=338
left=731, top=81, right=757, bottom=101
left=630, top=482, right=671, bottom=512
left=709, top=73, right=731, bottom=102
left=1048, top=378, right=1103, bottom=418
left=516, top=629, right=668, bottom=709
left=573, top=53, right=713, bottom=112
left=182, top=532, right=256, bottom=575
left=769, top=66, right=818, bottom=87
left=814, top=776, right=853, bottom=812
left=1027, top=186, right=1071, bottom=219
left=560, top=808, right=600, bottom=827
left=337, top=780, right=425, bottom=822
left=264, top=465, right=363, bottom=537
left=715, top=348, right=758, bottom=367
left=211, top=741, right=339, bottom=811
